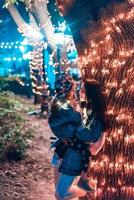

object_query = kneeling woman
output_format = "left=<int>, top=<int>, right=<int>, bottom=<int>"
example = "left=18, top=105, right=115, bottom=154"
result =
left=49, top=73, right=105, bottom=200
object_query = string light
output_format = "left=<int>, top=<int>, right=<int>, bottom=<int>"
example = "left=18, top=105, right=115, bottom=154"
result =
left=55, top=1, right=134, bottom=199
left=5, top=1, right=134, bottom=199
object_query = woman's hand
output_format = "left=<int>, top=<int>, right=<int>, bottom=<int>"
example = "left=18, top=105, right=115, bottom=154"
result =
left=89, top=132, right=106, bottom=155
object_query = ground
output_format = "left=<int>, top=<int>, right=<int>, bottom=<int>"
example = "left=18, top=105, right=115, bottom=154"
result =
left=0, top=97, right=56, bottom=200
left=0, top=96, right=87, bottom=200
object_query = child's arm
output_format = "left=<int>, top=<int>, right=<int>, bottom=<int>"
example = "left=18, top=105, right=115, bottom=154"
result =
left=48, top=107, right=82, bottom=139
left=75, top=118, right=102, bottom=143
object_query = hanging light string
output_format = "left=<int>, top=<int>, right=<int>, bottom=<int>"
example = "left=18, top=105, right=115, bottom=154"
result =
left=55, top=0, right=134, bottom=199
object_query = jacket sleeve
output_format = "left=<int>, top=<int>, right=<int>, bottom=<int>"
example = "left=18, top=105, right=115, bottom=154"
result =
left=48, top=108, right=81, bottom=139
left=75, top=118, right=102, bottom=143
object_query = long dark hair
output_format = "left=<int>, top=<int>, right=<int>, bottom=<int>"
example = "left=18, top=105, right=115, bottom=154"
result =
left=84, top=79, right=107, bottom=131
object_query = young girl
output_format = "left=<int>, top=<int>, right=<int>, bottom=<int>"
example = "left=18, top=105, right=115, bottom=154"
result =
left=49, top=73, right=104, bottom=199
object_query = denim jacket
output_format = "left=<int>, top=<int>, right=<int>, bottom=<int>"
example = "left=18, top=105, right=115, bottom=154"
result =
left=48, top=105, right=102, bottom=176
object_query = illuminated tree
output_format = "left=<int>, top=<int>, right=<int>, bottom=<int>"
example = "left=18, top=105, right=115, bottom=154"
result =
left=5, top=0, right=134, bottom=198
left=4, top=0, right=72, bottom=99
left=56, top=0, right=134, bottom=199
left=4, top=0, right=56, bottom=98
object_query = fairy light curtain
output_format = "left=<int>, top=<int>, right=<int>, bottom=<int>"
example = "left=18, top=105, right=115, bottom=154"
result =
left=56, top=0, right=134, bottom=200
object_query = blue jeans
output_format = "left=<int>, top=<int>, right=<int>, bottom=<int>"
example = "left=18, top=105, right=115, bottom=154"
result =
left=51, top=153, right=76, bottom=199
left=56, top=173, right=76, bottom=199
left=51, top=153, right=61, bottom=168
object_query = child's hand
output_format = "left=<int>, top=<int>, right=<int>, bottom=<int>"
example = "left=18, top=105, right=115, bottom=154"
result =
left=62, top=139, right=68, bottom=144
left=62, top=138, right=73, bottom=146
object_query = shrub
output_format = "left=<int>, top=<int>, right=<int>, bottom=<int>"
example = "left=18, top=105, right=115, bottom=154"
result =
left=0, top=91, right=34, bottom=161
left=0, top=77, right=8, bottom=92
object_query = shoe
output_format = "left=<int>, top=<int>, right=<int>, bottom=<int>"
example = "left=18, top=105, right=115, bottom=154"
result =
left=77, top=178, right=95, bottom=192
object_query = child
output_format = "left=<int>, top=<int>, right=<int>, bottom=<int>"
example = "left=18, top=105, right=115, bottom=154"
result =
left=49, top=73, right=106, bottom=199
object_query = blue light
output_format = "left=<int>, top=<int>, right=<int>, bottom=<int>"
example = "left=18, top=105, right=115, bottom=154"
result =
left=67, top=51, right=78, bottom=60
left=4, top=58, right=11, bottom=61
left=23, top=52, right=31, bottom=60
left=18, top=58, right=22, bottom=62
left=55, top=33, right=65, bottom=45
left=57, top=21, right=67, bottom=32
left=21, top=38, right=28, bottom=45
left=12, top=57, right=16, bottom=61
left=5, top=46, right=7, bottom=48
left=19, top=46, right=25, bottom=52
left=15, top=46, right=18, bottom=48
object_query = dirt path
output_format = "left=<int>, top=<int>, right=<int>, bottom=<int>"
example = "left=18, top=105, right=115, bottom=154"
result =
left=26, top=116, right=55, bottom=200
left=29, top=118, right=81, bottom=200
left=0, top=114, right=56, bottom=200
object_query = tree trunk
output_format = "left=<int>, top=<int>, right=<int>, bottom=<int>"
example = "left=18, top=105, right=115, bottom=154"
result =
left=56, top=1, right=134, bottom=200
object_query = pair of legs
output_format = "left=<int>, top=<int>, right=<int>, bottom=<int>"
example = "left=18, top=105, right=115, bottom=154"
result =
left=54, top=166, right=87, bottom=200
left=52, top=155, right=86, bottom=200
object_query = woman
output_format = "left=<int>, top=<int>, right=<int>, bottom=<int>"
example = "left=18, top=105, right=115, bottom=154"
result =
left=48, top=73, right=104, bottom=199
left=77, top=79, right=107, bottom=191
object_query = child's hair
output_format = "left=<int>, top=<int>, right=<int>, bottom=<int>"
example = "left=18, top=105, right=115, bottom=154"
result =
left=84, top=79, right=107, bottom=131
left=49, top=72, right=73, bottom=116
left=50, top=98, right=65, bottom=116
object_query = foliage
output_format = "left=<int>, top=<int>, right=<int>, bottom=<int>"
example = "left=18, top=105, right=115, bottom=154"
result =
left=0, top=91, right=34, bottom=160
left=3, top=0, right=25, bottom=8
left=0, top=77, right=8, bottom=92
